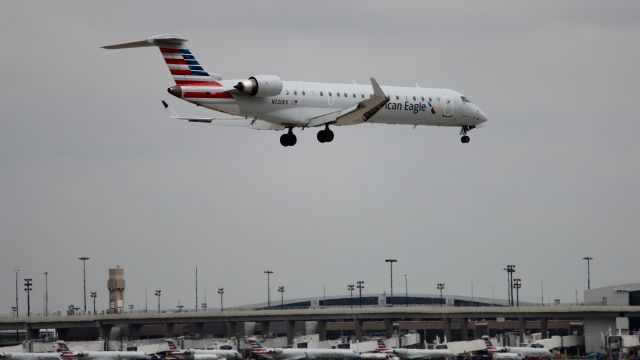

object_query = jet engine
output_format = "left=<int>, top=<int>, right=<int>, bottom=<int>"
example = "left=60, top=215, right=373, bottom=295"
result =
left=233, top=75, right=283, bottom=97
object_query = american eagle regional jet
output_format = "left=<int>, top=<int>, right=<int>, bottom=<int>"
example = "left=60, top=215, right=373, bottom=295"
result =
left=103, top=35, right=488, bottom=147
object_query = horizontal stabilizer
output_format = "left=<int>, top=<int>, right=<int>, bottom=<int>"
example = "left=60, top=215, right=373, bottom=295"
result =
left=102, top=34, right=188, bottom=49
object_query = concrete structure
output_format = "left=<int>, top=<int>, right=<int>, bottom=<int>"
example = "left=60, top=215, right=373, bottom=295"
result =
left=1, top=305, right=638, bottom=348
left=107, top=267, right=125, bottom=313
left=583, top=284, right=640, bottom=353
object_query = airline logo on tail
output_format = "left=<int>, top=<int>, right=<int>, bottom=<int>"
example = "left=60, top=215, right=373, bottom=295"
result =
left=166, top=339, right=185, bottom=357
left=248, top=339, right=270, bottom=356
left=56, top=341, right=75, bottom=359
left=482, top=336, right=498, bottom=353
left=377, top=339, right=392, bottom=354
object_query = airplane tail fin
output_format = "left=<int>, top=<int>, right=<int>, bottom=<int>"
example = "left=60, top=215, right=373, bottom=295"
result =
left=166, top=339, right=183, bottom=356
left=482, top=336, right=497, bottom=353
left=102, top=35, right=223, bottom=86
left=248, top=338, right=269, bottom=355
left=56, top=341, right=75, bottom=358
left=377, top=339, right=392, bottom=354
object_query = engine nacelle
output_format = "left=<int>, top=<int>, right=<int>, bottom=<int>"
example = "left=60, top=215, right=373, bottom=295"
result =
left=234, top=75, right=283, bottom=97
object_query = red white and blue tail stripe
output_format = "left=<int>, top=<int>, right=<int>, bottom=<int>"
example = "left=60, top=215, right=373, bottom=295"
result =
left=56, top=341, right=75, bottom=359
left=166, top=339, right=184, bottom=356
left=102, top=34, right=223, bottom=87
left=377, top=339, right=392, bottom=354
left=482, top=336, right=498, bottom=353
left=248, top=339, right=270, bottom=356
left=159, top=46, right=222, bottom=87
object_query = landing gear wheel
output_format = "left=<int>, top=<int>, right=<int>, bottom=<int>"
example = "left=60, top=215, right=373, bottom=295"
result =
left=325, top=129, right=334, bottom=142
left=317, top=128, right=334, bottom=143
left=317, top=130, right=326, bottom=143
left=280, top=134, right=289, bottom=146
left=461, top=135, right=470, bottom=143
left=280, top=132, right=297, bottom=147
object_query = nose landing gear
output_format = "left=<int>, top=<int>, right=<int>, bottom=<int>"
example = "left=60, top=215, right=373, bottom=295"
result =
left=317, top=125, right=334, bottom=143
left=460, top=126, right=475, bottom=144
left=280, top=128, right=297, bottom=147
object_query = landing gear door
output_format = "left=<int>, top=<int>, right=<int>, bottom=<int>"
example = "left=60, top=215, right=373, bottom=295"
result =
left=443, top=97, right=453, bottom=117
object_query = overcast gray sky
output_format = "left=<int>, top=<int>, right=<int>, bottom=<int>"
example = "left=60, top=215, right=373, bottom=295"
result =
left=1, top=1, right=639, bottom=314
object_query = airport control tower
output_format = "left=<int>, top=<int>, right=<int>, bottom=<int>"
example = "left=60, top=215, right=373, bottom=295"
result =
left=107, top=266, right=125, bottom=313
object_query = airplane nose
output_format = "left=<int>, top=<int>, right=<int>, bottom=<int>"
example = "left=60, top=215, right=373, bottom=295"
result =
left=477, top=109, right=488, bottom=123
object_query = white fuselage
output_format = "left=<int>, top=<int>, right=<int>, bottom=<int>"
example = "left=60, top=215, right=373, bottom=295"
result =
left=70, top=352, right=148, bottom=360
left=262, top=348, right=360, bottom=360
left=392, top=348, right=455, bottom=359
left=496, top=347, right=551, bottom=359
left=0, top=354, right=63, bottom=360
left=178, top=80, right=487, bottom=129
left=185, top=350, right=241, bottom=359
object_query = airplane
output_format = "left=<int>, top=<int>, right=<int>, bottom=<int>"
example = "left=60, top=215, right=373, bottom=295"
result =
left=481, top=336, right=551, bottom=359
left=166, top=339, right=241, bottom=360
left=102, top=34, right=488, bottom=147
left=0, top=352, right=64, bottom=360
left=248, top=338, right=360, bottom=360
left=56, top=341, right=149, bottom=360
left=376, top=339, right=454, bottom=360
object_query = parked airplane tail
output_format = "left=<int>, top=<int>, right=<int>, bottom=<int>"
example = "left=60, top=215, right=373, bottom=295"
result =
left=102, top=35, right=222, bottom=86
left=377, top=339, right=392, bottom=354
left=56, top=341, right=75, bottom=358
left=247, top=339, right=270, bottom=355
left=166, top=339, right=184, bottom=356
left=482, top=336, right=498, bottom=353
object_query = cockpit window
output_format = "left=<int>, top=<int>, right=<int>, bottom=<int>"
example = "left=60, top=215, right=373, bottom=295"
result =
left=461, top=96, right=472, bottom=103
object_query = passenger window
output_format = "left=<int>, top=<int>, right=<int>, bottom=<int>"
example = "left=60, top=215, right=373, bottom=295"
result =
left=353, top=94, right=356, bottom=98
left=429, top=97, right=433, bottom=102
left=320, top=91, right=323, bottom=96
left=395, top=95, right=399, bottom=100
left=302, top=91, right=306, bottom=96
left=294, top=90, right=297, bottom=95
left=361, top=94, right=365, bottom=98
left=336, top=92, right=340, bottom=97
left=413, top=96, right=416, bottom=101
left=286, top=90, right=290, bottom=95
left=421, top=97, right=425, bottom=101
left=329, top=92, right=332, bottom=96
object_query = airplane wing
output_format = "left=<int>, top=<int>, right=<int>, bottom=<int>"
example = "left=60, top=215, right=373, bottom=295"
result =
left=161, top=100, right=285, bottom=130
left=307, top=77, right=389, bottom=127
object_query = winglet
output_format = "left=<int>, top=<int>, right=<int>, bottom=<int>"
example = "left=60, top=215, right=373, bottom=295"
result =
left=162, top=100, right=179, bottom=118
left=370, top=77, right=386, bottom=98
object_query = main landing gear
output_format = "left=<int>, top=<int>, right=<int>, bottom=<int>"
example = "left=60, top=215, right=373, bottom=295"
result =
left=317, top=125, right=334, bottom=143
left=460, top=126, right=475, bottom=144
left=280, top=128, right=297, bottom=147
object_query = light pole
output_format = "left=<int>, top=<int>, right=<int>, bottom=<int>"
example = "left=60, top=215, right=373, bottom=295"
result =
left=154, top=290, right=161, bottom=313
left=513, top=278, right=522, bottom=307
left=404, top=275, right=409, bottom=307
left=264, top=270, right=274, bottom=307
left=583, top=257, right=593, bottom=290
left=90, top=291, right=97, bottom=314
left=356, top=281, right=365, bottom=308
left=78, top=257, right=90, bottom=313
left=14, top=269, right=19, bottom=317
left=44, top=272, right=48, bottom=316
left=503, top=265, right=515, bottom=306
left=217, top=288, right=224, bottom=312
left=24, top=279, right=33, bottom=316
left=385, top=259, right=397, bottom=307
left=128, top=304, right=134, bottom=313
left=194, top=267, right=199, bottom=311
left=347, top=284, right=355, bottom=308
left=437, top=283, right=445, bottom=307
left=278, top=286, right=285, bottom=310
